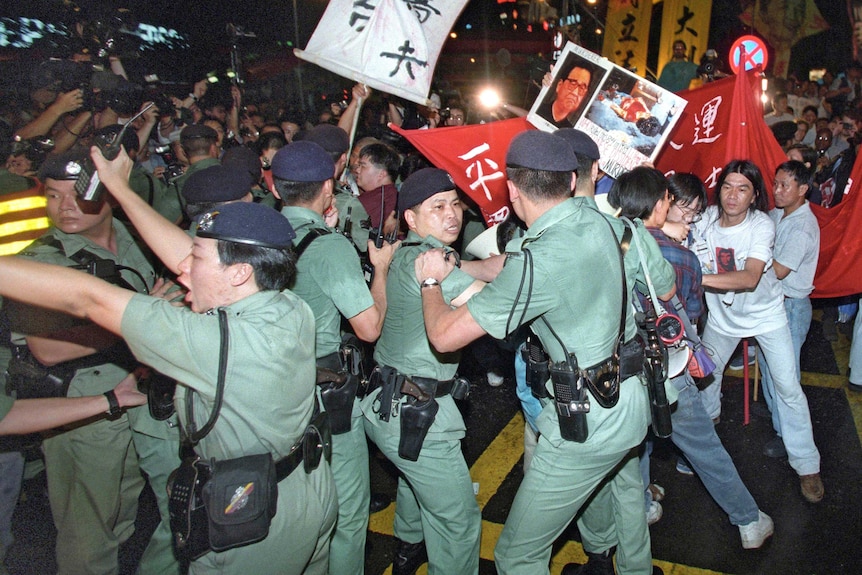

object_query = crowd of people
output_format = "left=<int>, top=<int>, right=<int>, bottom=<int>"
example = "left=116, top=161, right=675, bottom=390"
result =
left=0, top=31, right=858, bottom=575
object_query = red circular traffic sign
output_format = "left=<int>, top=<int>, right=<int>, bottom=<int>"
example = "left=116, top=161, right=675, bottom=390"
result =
left=729, top=35, right=768, bottom=74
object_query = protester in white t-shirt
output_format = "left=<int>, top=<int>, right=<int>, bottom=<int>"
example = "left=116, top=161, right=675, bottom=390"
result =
left=692, top=159, right=824, bottom=504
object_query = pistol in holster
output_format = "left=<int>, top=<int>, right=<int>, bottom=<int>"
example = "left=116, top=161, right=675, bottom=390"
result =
left=549, top=354, right=590, bottom=443
left=523, top=335, right=550, bottom=400
left=641, top=310, right=673, bottom=439
left=316, top=366, right=358, bottom=435
left=136, top=368, right=177, bottom=421
left=398, top=377, right=439, bottom=462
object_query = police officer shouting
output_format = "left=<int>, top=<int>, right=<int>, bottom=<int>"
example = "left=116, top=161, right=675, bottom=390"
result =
left=361, top=168, right=501, bottom=575
left=0, top=148, right=338, bottom=574
left=271, top=140, right=397, bottom=575
left=415, top=132, right=669, bottom=575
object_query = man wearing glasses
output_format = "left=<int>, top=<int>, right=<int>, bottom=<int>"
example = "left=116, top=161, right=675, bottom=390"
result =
left=552, top=67, right=592, bottom=124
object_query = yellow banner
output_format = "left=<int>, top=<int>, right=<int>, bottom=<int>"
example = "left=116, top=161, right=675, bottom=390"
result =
left=602, top=0, right=652, bottom=77
left=657, top=0, right=712, bottom=77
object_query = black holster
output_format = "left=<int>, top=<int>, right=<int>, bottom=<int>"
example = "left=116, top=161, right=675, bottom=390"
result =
left=399, top=395, right=439, bottom=461
left=317, top=368, right=358, bottom=435
left=641, top=312, right=673, bottom=438
left=374, top=366, right=401, bottom=423
left=523, top=336, right=550, bottom=400
left=549, top=354, right=590, bottom=443
left=138, top=370, right=177, bottom=421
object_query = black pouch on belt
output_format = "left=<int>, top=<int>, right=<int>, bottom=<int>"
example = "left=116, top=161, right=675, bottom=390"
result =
left=549, top=354, right=590, bottom=443
left=201, top=452, right=278, bottom=553
left=317, top=367, right=358, bottom=435
left=398, top=379, right=439, bottom=461
left=139, top=369, right=177, bottom=421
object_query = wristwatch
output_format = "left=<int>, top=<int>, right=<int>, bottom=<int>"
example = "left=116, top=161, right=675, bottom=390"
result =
left=104, top=390, right=122, bottom=417
left=420, top=277, right=440, bottom=289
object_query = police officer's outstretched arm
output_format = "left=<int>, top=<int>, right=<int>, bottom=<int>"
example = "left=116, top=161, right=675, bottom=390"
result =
left=0, top=256, right=134, bottom=337
left=415, top=249, right=488, bottom=353
left=0, top=372, right=146, bottom=435
left=90, top=146, right=193, bottom=275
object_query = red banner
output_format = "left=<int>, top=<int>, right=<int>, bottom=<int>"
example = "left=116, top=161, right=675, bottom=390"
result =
left=655, top=70, right=786, bottom=206
left=810, top=159, right=862, bottom=298
left=391, top=118, right=533, bottom=225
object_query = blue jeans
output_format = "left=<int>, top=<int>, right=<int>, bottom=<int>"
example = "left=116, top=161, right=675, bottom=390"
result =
left=701, top=322, right=821, bottom=476
left=850, top=296, right=862, bottom=384
left=667, top=373, right=760, bottom=525
left=758, top=297, right=812, bottom=434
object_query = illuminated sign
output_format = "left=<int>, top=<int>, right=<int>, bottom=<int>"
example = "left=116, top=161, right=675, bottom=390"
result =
left=0, top=16, right=188, bottom=50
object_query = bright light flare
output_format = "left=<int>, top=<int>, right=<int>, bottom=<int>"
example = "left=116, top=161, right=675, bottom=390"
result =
left=478, top=88, right=501, bottom=109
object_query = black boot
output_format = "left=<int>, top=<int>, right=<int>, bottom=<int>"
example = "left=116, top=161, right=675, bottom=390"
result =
left=560, top=548, right=616, bottom=575
left=391, top=539, right=428, bottom=575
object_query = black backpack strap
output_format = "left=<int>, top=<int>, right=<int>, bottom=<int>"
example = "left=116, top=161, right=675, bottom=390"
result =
left=293, top=228, right=331, bottom=259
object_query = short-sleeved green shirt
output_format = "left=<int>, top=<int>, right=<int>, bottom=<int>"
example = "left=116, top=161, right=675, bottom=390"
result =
left=122, top=290, right=317, bottom=461
left=283, top=206, right=374, bottom=358
left=334, top=187, right=371, bottom=254
left=468, top=198, right=627, bottom=367
left=373, top=231, right=475, bottom=381
left=8, top=222, right=155, bottom=396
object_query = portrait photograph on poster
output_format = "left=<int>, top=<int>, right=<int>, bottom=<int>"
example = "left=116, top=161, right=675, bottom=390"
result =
left=528, top=42, right=687, bottom=179
left=528, top=43, right=611, bottom=131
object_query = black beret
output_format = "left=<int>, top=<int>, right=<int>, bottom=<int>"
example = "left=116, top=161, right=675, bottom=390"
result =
left=196, top=202, right=295, bottom=249
left=770, top=121, right=797, bottom=144
left=221, top=145, right=262, bottom=184
left=180, top=124, right=218, bottom=143
left=305, top=124, right=350, bottom=154
left=38, top=150, right=89, bottom=181
left=554, top=128, right=600, bottom=161
left=398, top=168, right=455, bottom=212
left=506, top=131, right=577, bottom=172
left=270, top=141, right=334, bottom=182
left=182, top=165, right=252, bottom=204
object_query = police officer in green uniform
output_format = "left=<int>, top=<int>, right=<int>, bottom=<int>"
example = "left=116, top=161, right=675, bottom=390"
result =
left=182, top=165, right=254, bottom=231
left=415, top=132, right=673, bottom=575
left=271, top=140, right=396, bottom=575
left=303, top=124, right=369, bottom=252
left=556, top=129, right=676, bottom=575
left=171, top=124, right=221, bottom=224
left=0, top=147, right=338, bottom=574
left=361, top=168, right=503, bottom=575
left=4, top=150, right=183, bottom=575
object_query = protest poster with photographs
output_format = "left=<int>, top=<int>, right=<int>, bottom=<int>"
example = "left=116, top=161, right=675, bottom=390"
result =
left=528, top=42, right=687, bottom=179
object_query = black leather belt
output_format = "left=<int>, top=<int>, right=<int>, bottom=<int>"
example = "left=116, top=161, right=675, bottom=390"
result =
left=317, top=352, right=341, bottom=371
left=274, top=410, right=330, bottom=481
left=410, top=376, right=455, bottom=397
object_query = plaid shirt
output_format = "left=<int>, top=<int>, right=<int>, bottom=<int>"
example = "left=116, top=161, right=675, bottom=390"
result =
left=647, top=227, right=704, bottom=323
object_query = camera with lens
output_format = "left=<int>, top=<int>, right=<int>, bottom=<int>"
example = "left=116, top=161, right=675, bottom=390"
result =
left=163, top=163, right=185, bottom=185
left=10, top=136, right=55, bottom=168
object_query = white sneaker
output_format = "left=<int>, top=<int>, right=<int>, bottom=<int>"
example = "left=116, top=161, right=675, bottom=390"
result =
left=487, top=372, right=505, bottom=387
left=646, top=501, right=662, bottom=525
left=739, top=510, right=774, bottom=549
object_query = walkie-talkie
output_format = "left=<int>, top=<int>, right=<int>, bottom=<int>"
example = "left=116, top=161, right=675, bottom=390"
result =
left=75, top=103, right=155, bottom=202
left=362, top=187, right=387, bottom=285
